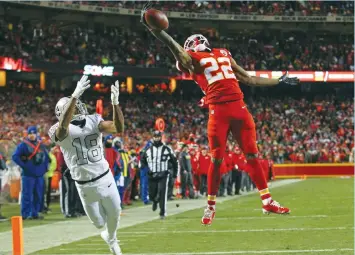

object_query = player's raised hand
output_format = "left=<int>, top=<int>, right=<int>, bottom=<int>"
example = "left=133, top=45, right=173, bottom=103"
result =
left=140, top=1, right=153, bottom=30
left=278, top=71, right=299, bottom=86
left=72, top=75, right=90, bottom=99
left=111, top=80, right=120, bottom=105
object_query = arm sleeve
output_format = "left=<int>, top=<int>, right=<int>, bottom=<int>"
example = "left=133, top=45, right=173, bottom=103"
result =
left=48, top=123, right=68, bottom=144
left=12, top=143, right=26, bottom=168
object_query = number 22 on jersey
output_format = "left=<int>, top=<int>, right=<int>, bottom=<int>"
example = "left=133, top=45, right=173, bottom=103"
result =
left=200, top=57, right=236, bottom=85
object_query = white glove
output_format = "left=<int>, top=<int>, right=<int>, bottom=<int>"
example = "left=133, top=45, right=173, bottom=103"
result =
left=72, top=75, right=90, bottom=99
left=111, top=80, right=120, bottom=105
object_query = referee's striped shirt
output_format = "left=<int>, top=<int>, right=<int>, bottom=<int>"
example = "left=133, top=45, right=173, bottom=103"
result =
left=141, top=144, right=177, bottom=173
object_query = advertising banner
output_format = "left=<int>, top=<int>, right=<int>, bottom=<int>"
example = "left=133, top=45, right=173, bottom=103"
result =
left=10, top=2, right=353, bottom=23
left=178, top=71, right=355, bottom=82
left=274, top=163, right=354, bottom=178
left=0, top=57, right=353, bottom=82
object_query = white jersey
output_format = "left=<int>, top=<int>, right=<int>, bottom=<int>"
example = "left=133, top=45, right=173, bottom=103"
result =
left=48, top=114, right=109, bottom=181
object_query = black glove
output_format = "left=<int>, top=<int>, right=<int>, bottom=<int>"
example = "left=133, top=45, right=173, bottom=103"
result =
left=278, top=71, right=299, bottom=86
left=140, top=1, right=153, bottom=31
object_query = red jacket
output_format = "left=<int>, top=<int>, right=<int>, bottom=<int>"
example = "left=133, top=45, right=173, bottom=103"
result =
left=191, top=154, right=199, bottom=174
left=234, top=153, right=247, bottom=170
left=198, top=154, right=210, bottom=175
left=104, top=147, right=117, bottom=175
left=224, top=151, right=234, bottom=173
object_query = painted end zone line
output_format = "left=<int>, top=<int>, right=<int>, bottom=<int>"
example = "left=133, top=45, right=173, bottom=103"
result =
left=45, top=248, right=354, bottom=255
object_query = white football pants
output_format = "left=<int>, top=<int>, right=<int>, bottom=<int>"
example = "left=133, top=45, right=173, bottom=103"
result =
left=76, top=172, right=121, bottom=241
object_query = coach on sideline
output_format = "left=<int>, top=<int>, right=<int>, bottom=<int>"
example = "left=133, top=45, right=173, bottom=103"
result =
left=141, top=131, right=178, bottom=219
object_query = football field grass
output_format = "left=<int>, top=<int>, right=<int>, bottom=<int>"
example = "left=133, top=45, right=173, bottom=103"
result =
left=34, top=178, right=354, bottom=255
left=0, top=200, right=146, bottom=233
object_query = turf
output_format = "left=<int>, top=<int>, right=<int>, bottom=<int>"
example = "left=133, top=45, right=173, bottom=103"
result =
left=0, top=200, right=149, bottom=233
left=35, top=178, right=354, bottom=255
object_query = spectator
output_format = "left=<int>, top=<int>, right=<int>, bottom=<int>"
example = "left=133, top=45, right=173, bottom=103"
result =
left=113, top=137, right=132, bottom=207
left=43, top=147, right=57, bottom=213
left=0, top=152, right=7, bottom=221
left=179, top=144, right=195, bottom=199
left=12, top=126, right=49, bottom=220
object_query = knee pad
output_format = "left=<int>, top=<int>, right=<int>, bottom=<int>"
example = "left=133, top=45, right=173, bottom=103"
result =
left=92, top=220, right=105, bottom=229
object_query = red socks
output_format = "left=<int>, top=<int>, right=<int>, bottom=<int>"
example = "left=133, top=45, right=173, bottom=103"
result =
left=207, top=195, right=216, bottom=207
left=207, top=158, right=223, bottom=207
left=246, top=158, right=272, bottom=205
left=206, top=157, right=272, bottom=207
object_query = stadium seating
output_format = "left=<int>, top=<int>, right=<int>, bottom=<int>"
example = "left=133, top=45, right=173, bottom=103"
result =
left=80, top=1, right=354, bottom=16
left=0, top=84, right=353, bottom=163
left=0, top=18, right=353, bottom=71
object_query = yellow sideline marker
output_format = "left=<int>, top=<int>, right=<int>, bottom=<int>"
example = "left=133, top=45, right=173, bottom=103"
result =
left=11, top=216, right=24, bottom=255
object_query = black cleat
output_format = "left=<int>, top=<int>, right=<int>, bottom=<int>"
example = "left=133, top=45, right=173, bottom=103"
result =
left=152, top=202, right=158, bottom=212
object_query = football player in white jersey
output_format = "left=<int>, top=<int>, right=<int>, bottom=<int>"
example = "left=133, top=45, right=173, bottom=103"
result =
left=48, top=75, right=124, bottom=255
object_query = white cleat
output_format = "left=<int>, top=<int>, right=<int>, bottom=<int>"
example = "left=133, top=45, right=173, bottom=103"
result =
left=109, top=240, right=123, bottom=255
left=101, top=231, right=122, bottom=255
left=100, top=230, right=109, bottom=244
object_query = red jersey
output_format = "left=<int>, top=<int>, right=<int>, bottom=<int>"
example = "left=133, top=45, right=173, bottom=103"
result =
left=105, top=147, right=117, bottom=175
left=191, top=154, right=199, bottom=174
left=224, top=151, right=235, bottom=172
left=198, top=154, right=211, bottom=175
left=233, top=153, right=247, bottom=170
left=177, top=48, right=244, bottom=104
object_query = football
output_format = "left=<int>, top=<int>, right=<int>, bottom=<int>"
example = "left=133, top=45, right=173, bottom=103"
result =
left=145, top=9, right=169, bottom=30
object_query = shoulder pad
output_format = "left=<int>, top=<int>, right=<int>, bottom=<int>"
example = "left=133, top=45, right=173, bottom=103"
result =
left=48, top=123, right=59, bottom=139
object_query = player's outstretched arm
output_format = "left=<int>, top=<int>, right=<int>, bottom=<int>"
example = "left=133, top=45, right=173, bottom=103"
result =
left=56, top=75, right=90, bottom=141
left=140, top=3, right=194, bottom=72
left=151, top=29, right=194, bottom=72
left=98, top=81, right=124, bottom=134
left=230, top=58, right=299, bottom=87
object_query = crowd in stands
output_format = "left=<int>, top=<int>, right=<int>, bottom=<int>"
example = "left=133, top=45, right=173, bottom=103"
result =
left=80, top=1, right=354, bottom=16
left=0, top=15, right=353, bottom=71
left=0, top=83, right=353, bottom=164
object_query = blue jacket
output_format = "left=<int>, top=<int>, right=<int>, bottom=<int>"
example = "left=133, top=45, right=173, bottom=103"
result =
left=12, top=138, right=49, bottom=177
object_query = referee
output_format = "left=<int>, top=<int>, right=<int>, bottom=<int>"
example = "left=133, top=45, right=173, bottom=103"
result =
left=141, top=131, right=178, bottom=219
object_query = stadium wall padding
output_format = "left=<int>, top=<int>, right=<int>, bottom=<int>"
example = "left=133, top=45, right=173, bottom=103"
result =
left=274, top=163, right=354, bottom=178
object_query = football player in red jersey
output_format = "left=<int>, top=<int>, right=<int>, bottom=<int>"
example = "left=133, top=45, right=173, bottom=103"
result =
left=141, top=3, right=299, bottom=226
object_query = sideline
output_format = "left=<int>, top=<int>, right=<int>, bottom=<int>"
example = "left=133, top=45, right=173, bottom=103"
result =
left=0, top=179, right=301, bottom=255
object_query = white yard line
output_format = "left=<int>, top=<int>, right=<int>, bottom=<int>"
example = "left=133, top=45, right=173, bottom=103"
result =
left=161, top=215, right=330, bottom=222
left=0, top=179, right=301, bottom=255
left=43, top=248, right=354, bottom=255
left=119, top=226, right=352, bottom=235
left=124, top=249, right=354, bottom=255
